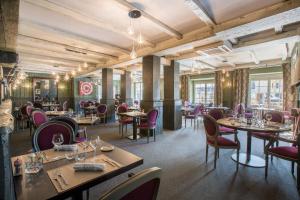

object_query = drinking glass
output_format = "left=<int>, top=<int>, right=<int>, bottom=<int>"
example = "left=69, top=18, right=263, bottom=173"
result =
left=52, top=133, right=64, bottom=147
left=75, top=151, right=86, bottom=162
left=265, top=113, right=272, bottom=125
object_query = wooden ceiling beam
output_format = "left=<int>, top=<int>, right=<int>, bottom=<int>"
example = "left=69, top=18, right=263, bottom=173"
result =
left=24, top=0, right=155, bottom=48
left=18, top=34, right=118, bottom=60
left=20, top=20, right=131, bottom=55
left=184, top=0, right=216, bottom=26
left=113, top=0, right=183, bottom=39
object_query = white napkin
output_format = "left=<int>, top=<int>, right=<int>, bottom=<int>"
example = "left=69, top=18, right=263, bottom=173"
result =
left=73, top=163, right=105, bottom=171
left=54, top=144, right=78, bottom=151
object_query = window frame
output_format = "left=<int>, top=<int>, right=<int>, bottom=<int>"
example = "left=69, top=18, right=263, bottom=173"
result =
left=192, top=78, right=215, bottom=105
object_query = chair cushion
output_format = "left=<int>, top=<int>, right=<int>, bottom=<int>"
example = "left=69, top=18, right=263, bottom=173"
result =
left=207, top=136, right=238, bottom=147
left=119, top=117, right=133, bottom=124
left=138, top=123, right=155, bottom=129
left=219, top=126, right=235, bottom=133
left=268, top=146, right=298, bottom=160
left=251, top=131, right=272, bottom=140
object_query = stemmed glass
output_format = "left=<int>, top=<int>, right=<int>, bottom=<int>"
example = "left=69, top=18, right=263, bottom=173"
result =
left=265, top=113, right=272, bottom=125
left=52, top=133, right=64, bottom=147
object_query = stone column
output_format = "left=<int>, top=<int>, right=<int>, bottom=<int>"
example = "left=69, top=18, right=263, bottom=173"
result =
left=140, top=55, right=163, bottom=134
left=163, top=60, right=182, bottom=130
left=100, top=68, right=115, bottom=122
left=120, top=71, right=133, bottom=105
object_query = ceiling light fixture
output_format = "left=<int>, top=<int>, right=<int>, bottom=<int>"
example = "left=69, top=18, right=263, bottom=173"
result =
left=71, top=70, right=76, bottom=76
left=83, top=62, right=88, bottom=68
left=128, top=9, right=142, bottom=60
left=64, top=73, right=70, bottom=81
left=78, top=66, right=82, bottom=72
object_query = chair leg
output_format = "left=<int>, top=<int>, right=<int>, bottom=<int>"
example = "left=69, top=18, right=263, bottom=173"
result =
left=292, top=161, right=295, bottom=175
left=153, top=129, right=156, bottom=142
left=147, top=130, right=149, bottom=143
left=265, top=153, right=269, bottom=179
left=185, top=118, right=186, bottom=128
left=191, top=119, right=192, bottom=126
left=214, top=147, right=218, bottom=169
left=205, top=144, right=208, bottom=163
left=121, top=125, right=124, bottom=137
left=236, top=148, right=239, bottom=171
left=217, top=149, right=219, bottom=159
left=119, top=124, right=121, bottom=135
left=86, top=189, right=89, bottom=200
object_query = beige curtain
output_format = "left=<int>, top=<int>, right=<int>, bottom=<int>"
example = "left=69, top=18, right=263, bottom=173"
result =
left=232, top=68, right=249, bottom=107
left=283, top=63, right=296, bottom=111
left=214, top=71, right=223, bottom=106
left=180, top=75, right=189, bottom=101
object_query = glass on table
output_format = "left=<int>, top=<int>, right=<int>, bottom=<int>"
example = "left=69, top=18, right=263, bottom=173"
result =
left=65, top=145, right=78, bottom=160
left=52, top=133, right=64, bottom=147
left=265, top=113, right=272, bottom=125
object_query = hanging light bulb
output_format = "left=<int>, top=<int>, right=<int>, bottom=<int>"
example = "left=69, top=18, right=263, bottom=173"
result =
left=222, top=69, right=226, bottom=74
left=64, top=73, right=70, bottom=81
left=137, top=32, right=143, bottom=44
left=221, top=77, right=225, bottom=82
left=226, top=71, right=229, bottom=77
left=56, top=75, right=60, bottom=80
left=78, top=66, right=82, bottom=72
left=52, top=72, right=56, bottom=75
left=71, top=70, right=76, bottom=76
left=127, top=19, right=135, bottom=35
left=130, top=42, right=137, bottom=59
left=16, top=79, right=20, bottom=85
left=83, top=62, right=88, bottom=68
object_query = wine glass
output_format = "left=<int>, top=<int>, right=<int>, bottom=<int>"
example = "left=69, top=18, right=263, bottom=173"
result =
left=265, top=113, right=272, bottom=125
left=52, top=133, right=64, bottom=147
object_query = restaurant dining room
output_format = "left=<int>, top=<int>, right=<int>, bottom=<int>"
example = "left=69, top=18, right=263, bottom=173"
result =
left=1, top=0, right=300, bottom=200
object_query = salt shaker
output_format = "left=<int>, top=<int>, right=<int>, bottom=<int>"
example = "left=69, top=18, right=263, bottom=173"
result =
left=14, top=158, right=22, bottom=176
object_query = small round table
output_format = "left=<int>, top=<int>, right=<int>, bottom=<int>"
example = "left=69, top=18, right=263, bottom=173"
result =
left=217, top=118, right=290, bottom=168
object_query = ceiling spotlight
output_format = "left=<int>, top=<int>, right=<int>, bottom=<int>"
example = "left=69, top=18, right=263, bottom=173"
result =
left=130, top=45, right=137, bottom=59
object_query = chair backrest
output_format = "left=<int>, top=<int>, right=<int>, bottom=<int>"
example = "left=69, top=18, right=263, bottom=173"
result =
left=26, top=105, right=34, bottom=117
left=33, top=102, right=43, bottom=109
left=27, top=101, right=33, bottom=106
left=20, top=104, right=28, bottom=116
left=183, top=101, right=189, bottom=107
left=192, top=105, right=201, bottom=115
left=31, top=110, right=48, bottom=128
left=97, top=104, right=107, bottom=114
left=147, top=109, right=159, bottom=128
left=62, top=101, right=68, bottom=111
left=117, top=105, right=128, bottom=114
left=51, top=116, right=79, bottom=139
left=99, top=167, right=161, bottom=200
left=79, top=100, right=86, bottom=108
left=208, top=108, right=224, bottom=120
left=32, top=121, right=74, bottom=151
left=134, top=100, right=139, bottom=105
left=203, top=115, right=219, bottom=142
left=121, top=103, right=128, bottom=109
left=264, top=111, right=284, bottom=123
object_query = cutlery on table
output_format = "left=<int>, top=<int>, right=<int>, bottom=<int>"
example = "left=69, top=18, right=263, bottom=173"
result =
left=106, top=158, right=121, bottom=167
left=52, top=176, right=64, bottom=191
left=57, top=172, right=68, bottom=186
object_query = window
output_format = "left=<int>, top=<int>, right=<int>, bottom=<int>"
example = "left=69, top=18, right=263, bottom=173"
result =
left=249, top=73, right=283, bottom=109
left=134, top=82, right=143, bottom=100
left=193, top=80, right=214, bottom=105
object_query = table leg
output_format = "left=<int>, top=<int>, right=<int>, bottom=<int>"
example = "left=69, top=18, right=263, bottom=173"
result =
left=127, top=117, right=140, bottom=140
left=231, top=131, right=265, bottom=168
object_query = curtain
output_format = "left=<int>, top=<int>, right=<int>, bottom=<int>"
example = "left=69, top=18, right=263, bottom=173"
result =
left=232, top=68, right=249, bottom=108
left=283, top=63, right=296, bottom=111
left=180, top=75, right=189, bottom=101
left=214, top=71, right=223, bottom=106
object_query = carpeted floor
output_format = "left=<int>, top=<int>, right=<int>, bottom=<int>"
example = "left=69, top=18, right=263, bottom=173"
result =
left=10, top=121, right=300, bottom=200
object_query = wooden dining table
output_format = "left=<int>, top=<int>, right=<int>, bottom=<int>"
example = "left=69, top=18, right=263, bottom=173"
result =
left=11, top=141, right=143, bottom=200
left=118, top=111, right=147, bottom=140
left=45, top=111, right=68, bottom=117
left=217, top=117, right=290, bottom=168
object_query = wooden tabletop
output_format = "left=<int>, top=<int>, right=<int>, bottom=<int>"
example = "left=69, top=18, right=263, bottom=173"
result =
left=45, top=111, right=68, bottom=116
left=217, top=117, right=290, bottom=133
left=42, top=104, right=60, bottom=107
left=118, top=111, right=146, bottom=118
left=72, top=117, right=99, bottom=125
left=11, top=142, right=143, bottom=200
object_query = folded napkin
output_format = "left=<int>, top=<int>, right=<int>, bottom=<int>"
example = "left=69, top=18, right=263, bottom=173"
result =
left=73, top=163, right=105, bottom=171
left=54, top=144, right=78, bottom=151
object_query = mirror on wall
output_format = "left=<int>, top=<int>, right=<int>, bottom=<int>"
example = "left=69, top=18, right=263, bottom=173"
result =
left=33, top=78, right=57, bottom=102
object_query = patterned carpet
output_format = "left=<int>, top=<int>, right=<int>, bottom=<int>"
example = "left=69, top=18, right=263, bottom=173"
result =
left=11, top=121, right=299, bottom=200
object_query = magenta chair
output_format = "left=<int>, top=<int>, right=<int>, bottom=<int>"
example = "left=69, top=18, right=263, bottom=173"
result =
left=31, top=110, right=48, bottom=128
left=97, top=104, right=107, bottom=123
left=252, top=111, right=283, bottom=150
left=184, top=105, right=201, bottom=128
left=117, top=105, right=133, bottom=137
left=138, top=109, right=159, bottom=143
left=100, top=167, right=161, bottom=200
left=208, top=108, right=237, bottom=135
left=32, top=121, right=74, bottom=151
left=203, top=115, right=240, bottom=170
left=265, top=134, right=299, bottom=189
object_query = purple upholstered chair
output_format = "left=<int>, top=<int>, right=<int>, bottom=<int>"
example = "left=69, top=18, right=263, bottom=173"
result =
left=184, top=105, right=201, bottom=128
left=51, top=116, right=87, bottom=143
left=203, top=115, right=240, bottom=170
left=62, top=101, right=68, bottom=111
left=265, top=134, right=299, bottom=189
left=234, top=103, right=244, bottom=116
left=209, top=108, right=237, bottom=135
left=252, top=111, right=284, bottom=150
left=31, top=110, right=48, bottom=128
left=138, top=109, right=159, bottom=143
left=32, top=121, right=74, bottom=151
left=117, top=105, right=133, bottom=137
left=99, top=167, right=161, bottom=200
left=17, top=104, right=31, bottom=130
left=97, top=104, right=107, bottom=123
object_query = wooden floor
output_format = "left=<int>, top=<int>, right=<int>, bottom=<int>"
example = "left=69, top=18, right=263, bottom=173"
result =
left=11, top=121, right=300, bottom=200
